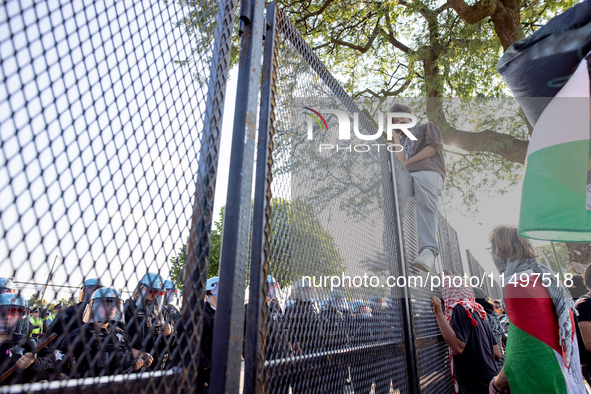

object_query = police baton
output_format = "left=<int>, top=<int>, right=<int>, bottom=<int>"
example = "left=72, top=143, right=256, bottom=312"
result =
left=0, top=333, right=57, bottom=382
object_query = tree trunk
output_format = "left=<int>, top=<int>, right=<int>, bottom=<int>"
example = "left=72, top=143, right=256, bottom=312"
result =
left=491, top=0, right=523, bottom=51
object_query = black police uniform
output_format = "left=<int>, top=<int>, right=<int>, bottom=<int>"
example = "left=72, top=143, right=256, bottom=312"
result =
left=317, top=304, right=354, bottom=394
left=46, top=302, right=87, bottom=350
left=280, top=300, right=321, bottom=394
left=197, top=301, right=215, bottom=394
left=123, top=299, right=176, bottom=372
left=0, top=334, right=55, bottom=385
left=58, top=322, right=134, bottom=378
left=243, top=299, right=285, bottom=359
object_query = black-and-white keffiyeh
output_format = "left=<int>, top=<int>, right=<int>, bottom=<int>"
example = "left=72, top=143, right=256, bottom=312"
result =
left=493, top=257, right=577, bottom=369
left=400, top=123, right=422, bottom=161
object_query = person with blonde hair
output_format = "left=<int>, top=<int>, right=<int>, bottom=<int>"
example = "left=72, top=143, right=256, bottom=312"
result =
left=487, top=225, right=585, bottom=394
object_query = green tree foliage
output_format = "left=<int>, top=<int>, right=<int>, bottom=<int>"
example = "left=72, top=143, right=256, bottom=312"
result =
left=268, top=197, right=344, bottom=288
left=169, top=207, right=223, bottom=290
left=169, top=200, right=343, bottom=289
left=537, top=242, right=570, bottom=273
left=274, top=0, right=578, bottom=210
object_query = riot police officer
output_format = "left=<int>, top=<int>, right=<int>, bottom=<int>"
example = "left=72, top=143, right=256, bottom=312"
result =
left=46, top=278, right=104, bottom=344
left=198, top=276, right=218, bottom=394
left=163, top=280, right=180, bottom=324
left=243, top=276, right=285, bottom=360
left=124, top=273, right=175, bottom=372
left=0, top=278, right=16, bottom=295
left=281, top=278, right=321, bottom=393
left=0, top=294, right=55, bottom=384
left=317, top=289, right=354, bottom=393
left=58, top=288, right=146, bottom=378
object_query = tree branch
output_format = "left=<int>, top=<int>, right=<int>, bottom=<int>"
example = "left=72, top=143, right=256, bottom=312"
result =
left=329, top=17, right=382, bottom=54
left=427, top=99, right=528, bottom=164
left=294, top=0, right=337, bottom=23
left=446, top=0, right=498, bottom=24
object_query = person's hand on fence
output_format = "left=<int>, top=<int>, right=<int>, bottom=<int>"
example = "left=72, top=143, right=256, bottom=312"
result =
left=444, top=269, right=453, bottom=276
left=133, top=357, right=145, bottom=371
left=571, top=262, right=586, bottom=275
left=164, top=323, right=172, bottom=336
left=431, top=296, right=443, bottom=316
left=15, top=353, right=36, bottom=370
left=139, top=352, right=153, bottom=367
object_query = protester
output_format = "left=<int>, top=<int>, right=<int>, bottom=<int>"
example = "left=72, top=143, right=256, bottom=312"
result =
left=197, top=276, right=218, bottom=394
left=574, top=264, right=591, bottom=386
left=431, top=275, right=498, bottom=394
left=492, top=299, right=509, bottom=335
left=124, top=273, right=175, bottom=372
left=0, top=294, right=54, bottom=385
left=58, top=287, right=146, bottom=378
left=487, top=225, right=586, bottom=394
left=473, top=287, right=505, bottom=372
left=391, top=103, right=445, bottom=272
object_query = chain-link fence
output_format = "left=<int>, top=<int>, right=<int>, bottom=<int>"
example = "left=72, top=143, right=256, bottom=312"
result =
left=0, top=0, right=237, bottom=391
left=241, top=4, right=474, bottom=393
left=2, top=0, right=483, bottom=392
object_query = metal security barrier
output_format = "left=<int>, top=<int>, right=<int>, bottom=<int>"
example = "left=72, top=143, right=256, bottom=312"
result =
left=242, top=3, right=466, bottom=394
left=1, top=0, right=475, bottom=392
left=466, top=250, right=501, bottom=300
left=0, top=0, right=238, bottom=391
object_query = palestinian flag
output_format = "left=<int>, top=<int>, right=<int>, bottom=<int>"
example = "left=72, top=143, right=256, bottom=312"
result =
left=517, top=54, right=591, bottom=241
left=504, top=275, right=586, bottom=394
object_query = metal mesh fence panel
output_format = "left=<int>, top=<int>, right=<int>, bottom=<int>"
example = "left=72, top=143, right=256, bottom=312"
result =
left=0, top=0, right=237, bottom=391
left=437, top=214, right=463, bottom=276
left=466, top=250, right=500, bottom=299
left=392, top=158, right=454, bottom=394
left=257, top=5, right=411, bottom=394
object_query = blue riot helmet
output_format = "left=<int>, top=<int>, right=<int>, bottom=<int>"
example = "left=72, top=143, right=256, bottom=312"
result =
left=83, top=287, right=124, bottom=324
left=77, top=278, right=104, bottom=303
left=133, top=273, right=165, bottom=309
left=206, top=277, right=219, bottom=298
left=0, top=293, right=28, bottom=335
left=163, top=280, right=179, bottom=305
left=0, top=278, right=16, bottom=295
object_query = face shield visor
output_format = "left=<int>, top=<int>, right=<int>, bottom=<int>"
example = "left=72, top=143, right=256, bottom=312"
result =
left=268, top=282, right=279, bottom=300
left=0, top=306, right=26, bottom=334
left=208, top=282, right=219, bottom=298
left=164, top=289, right=178, bottom=305
left=136, top=284, right=165, bottom=314
left=83, top=298, right=124, bottom=324
left=78, top=285, right=103, bottom=303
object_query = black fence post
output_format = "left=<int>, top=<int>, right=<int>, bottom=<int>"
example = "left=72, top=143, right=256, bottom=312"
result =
left=244, top=3, right=279, bottom=394
left=388, top=151, right=421, bottom=394
left=209, top=0, right=266, bottom=392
